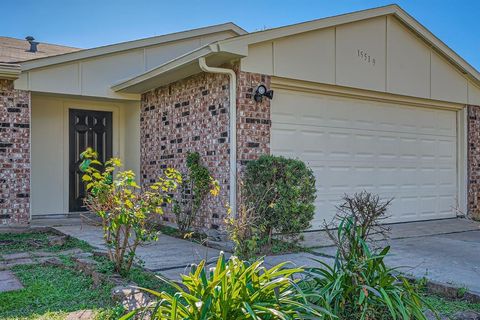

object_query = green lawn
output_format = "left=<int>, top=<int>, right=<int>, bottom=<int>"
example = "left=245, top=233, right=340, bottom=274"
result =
left=0, top=232, right=91, bottom=255
left=0, top=231, right=174, bottom=319
left=423, top=294, right=480, bottom=318
left=0, top=264, right=119, bottom=320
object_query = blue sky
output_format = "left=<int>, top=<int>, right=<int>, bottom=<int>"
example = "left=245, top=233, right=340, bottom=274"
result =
left=1, top=0, right=479, bottom=70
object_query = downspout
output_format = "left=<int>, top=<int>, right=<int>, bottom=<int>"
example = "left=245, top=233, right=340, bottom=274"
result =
left=198, top=57, right=237, bottom=216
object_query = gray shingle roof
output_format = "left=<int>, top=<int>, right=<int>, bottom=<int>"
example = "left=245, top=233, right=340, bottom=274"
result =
left=0, top=36, right=80, bottom=63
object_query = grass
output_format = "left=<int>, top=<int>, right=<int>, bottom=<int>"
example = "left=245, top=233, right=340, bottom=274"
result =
left=0, top=232, right=92, bottom=255
left=0, top=264, right=116, bottom=320
left=423, top=294, right=480, bottom=317
left=94, top=255, right=175, bottom=295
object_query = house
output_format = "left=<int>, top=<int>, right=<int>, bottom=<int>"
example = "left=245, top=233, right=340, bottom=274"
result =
left=1, top=5, right=480, bottom=230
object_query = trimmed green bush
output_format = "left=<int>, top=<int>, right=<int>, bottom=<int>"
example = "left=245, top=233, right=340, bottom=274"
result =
left=243, top=155, right=316, bottom=243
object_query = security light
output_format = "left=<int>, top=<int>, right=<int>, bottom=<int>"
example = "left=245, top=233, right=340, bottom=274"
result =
left=254, top=84, right=274, bottom=102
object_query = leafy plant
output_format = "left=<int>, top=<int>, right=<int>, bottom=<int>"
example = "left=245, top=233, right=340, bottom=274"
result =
left=224, top=197, right=264, bottom=260
left=243, top=155, right=316, bottom=244
left=173, top=152, right=220, bottom=233
left=124, top=253, right=326, bottom=320
left=305, top=193, right=432, bottom=320
left=80, top=148, right=181, bottom=273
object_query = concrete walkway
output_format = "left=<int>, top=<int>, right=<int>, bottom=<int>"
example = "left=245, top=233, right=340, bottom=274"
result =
left=53, top=224, right=228, bottom=278
left=49, top=218, right=480, bottom=292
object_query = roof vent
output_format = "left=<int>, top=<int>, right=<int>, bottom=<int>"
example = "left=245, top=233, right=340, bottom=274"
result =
left=25, top=36, right=39, bottom=53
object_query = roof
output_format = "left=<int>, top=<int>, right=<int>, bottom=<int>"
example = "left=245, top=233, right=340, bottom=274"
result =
left=20, top=23, right=247, bottom=71
left=0, top=36, right=80, bottom=63
left=113, top=4, right=480, bottom=94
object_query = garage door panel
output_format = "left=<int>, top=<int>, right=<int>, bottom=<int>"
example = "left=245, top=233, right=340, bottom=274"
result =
left=271, top=90, right=458, bottom=226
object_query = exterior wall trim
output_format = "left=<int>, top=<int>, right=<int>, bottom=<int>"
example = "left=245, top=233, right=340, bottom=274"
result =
left=458, top=108, right=468, bottom=216
left=271, top=76, right=464, bottom=111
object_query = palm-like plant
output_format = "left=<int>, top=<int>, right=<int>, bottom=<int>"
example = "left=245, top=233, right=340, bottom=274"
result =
left=305, top=217, right=430, bottom=320
left=123, top=253, right=326, bottom=320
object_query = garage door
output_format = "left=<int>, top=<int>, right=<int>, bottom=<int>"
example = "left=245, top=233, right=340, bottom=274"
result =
left=271, top=89, right=458, bottom=229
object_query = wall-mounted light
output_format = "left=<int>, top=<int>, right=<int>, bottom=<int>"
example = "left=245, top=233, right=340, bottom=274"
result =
left=253, top=84, right=274, bottom=102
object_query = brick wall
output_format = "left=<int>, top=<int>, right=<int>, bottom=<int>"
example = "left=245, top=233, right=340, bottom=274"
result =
left=141, top=72, right=231, bottom=230
left=140, top=67, right=272, bottom=231
left=0, top=79, right=30, bottom=225
left=236, top=70, right=271, bottom=169
left=468, top=105, right=480, bottom=220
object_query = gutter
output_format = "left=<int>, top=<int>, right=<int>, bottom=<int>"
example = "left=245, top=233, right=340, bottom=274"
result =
left=198, top=57, right=237, bottom=217
left=0, top=63, right=21, bottom=80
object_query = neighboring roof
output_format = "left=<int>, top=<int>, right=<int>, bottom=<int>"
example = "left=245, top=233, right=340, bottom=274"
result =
left=0, top=36, right=80, bottom=63
left=113, top=4, right=480, bottom=94
left=20, top=23, right=247, bottom=71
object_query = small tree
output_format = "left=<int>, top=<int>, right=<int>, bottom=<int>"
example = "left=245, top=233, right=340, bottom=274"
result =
left=80, top=148, right=181, bottom=273
left=173, top=152, right=219, bottom=233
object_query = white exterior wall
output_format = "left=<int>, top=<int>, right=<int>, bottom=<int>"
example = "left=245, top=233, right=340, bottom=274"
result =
left=31, top=94, right=140, bottom=216
left=241, top=16, right=480, bottom=106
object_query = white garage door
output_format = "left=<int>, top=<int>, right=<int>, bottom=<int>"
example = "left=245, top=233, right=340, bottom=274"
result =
left=271, top=89, right=458, bottom=229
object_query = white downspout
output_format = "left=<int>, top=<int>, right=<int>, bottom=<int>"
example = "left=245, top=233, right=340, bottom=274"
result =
left=198, top=57, right=237, bottom=217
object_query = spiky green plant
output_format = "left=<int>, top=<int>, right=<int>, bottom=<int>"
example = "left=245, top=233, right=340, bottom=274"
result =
left=304, top=217, right=432, bottom=320
left=122, top=253, right=327, bottom=320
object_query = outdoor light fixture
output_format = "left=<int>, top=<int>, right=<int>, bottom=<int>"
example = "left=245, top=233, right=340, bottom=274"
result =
left=253, top=84, right=274, bottom=102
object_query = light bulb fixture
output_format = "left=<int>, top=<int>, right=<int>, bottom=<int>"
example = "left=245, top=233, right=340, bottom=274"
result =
left=253, top=84, right=274, bottom=102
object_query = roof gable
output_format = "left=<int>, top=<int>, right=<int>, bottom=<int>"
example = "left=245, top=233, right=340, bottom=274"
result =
left=20, top=23, right=246, bottom=71
left=114, top=4, right=480, bottom=105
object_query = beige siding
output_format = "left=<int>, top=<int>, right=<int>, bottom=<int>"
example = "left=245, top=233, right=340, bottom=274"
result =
left=241, top=42, right=274, bottom=75
left=335, top=17, right=387, bottom=92
left=386, top=16, right=430, bottom=98
left=31, top=94, right=140, bottom=216
left=240, top=15, right=477, bottom=105
left=468, top=82, right=480, bottom=105
left=16, top=31, right=237, bottom=100
left=431, top=52, right=468, bottom=104
left=274, top=28, right=335, bottom=84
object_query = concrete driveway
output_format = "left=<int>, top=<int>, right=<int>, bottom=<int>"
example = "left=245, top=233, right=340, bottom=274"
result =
left=309, top=219, right=480, bottom=293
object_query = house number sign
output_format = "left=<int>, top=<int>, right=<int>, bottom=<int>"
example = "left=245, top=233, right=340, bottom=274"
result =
left=357, top=49, right=376, bottom=66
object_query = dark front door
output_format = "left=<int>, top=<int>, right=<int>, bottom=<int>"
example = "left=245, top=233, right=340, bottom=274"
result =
left=69, top=109, right=113, bottom=212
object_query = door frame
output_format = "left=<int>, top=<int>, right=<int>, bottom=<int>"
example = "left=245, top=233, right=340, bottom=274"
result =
left=68, top=108, right=113, bottom=212
left=62, top=102, right=121, bottom=214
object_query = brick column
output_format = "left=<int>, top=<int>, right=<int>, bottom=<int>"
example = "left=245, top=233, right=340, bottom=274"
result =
left=0, top=79, right=31, bottom=226
left=236, top=70, right=272, bottom=169
left=468, top=105, right=480, bottom=220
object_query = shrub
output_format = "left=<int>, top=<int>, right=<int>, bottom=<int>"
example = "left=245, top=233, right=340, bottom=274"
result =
left=325, top=191, right=393, bottom=258
left=243, top=155, right=316, bottom=243
left=80, top=148, right=181, bottom=273
left=305, top=192, right=432, bottom=320
left=173, top=152, right=220, bottom=233
left=124, top=253, right=326, bottom=320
